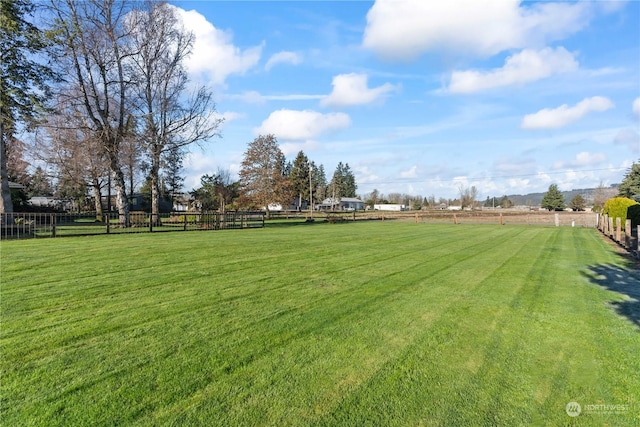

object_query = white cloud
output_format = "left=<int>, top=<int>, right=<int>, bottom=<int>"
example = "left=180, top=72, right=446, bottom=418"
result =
left=400, top=165, right=418, bottom=179
left=321, top=73, right=397, bottom=108
left=279, top=140, right=321, bottom=157
left=213, top=111, right=244, bottom=124
left=175, top=7, right=263, bottom=85
left=633, top=97, right=640, bottom=118
left=363, top=0, right=591, bottom=60
left=552, top=151, right=607, bottom=169
left=448, top=47, right=578, bottom=93
left=255, top=109, right=351, bottom=140
left=265, top=51, right=302, bottom=71
left=264, top=94, right=324, bottom=101
left=225, top=91, right=324, bottom=104
left=521, top=96, right=614, bottom=129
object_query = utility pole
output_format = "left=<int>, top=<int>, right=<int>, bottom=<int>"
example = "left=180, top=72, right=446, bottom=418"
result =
left=308, top=162, right=313, bottom=219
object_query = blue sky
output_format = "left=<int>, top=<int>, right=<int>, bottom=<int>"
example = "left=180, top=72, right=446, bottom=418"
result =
left=170, top=0, right=639, bottom=199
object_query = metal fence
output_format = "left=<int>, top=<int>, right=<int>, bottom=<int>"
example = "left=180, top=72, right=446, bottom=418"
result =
left=0, top=211, right=265, bottom=240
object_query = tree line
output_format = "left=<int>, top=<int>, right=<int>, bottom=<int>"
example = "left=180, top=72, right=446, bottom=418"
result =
left=192, top=134, right=357, bottom=218
left=2, top=0, right=219, bottom=226
left=540, top=162, right=640, bottom=212
left=2, top=0, right=363, bottom=222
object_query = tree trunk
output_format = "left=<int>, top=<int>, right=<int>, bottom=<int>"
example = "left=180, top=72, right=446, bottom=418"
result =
left=0, top=121, right=14, bottom=216
left=106, top=150, right=129, bottom=227
left=150, top=148, right=161, bottom=226
left=91, top=180, right=103, bottom=221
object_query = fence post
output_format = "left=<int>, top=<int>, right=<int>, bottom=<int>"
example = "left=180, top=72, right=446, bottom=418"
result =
left=615, top=218, right=622, bottom=243
left=638, top=225, right=640, bottom=252
left=500, top=212, right=503, bottom=225
left=608, top=216, right=614, bottom=238
left=106, top=212, right=111, bottom=234
left=51, top=214, right=56, bottom=238
left=184, top=214, right=187, bottom=231
left=453, top=213, right=457, bottom=224
left=625, top=219, right=631, bottom=248
left=149, top=213, right=153, bottom=232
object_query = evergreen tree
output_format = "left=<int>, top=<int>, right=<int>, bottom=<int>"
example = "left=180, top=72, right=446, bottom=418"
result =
left=329, top=162, right=343, bottom=201
left=618, top=161, right=640, bottom=201
left=28, top=166, right=54, bottom=197
left=329, top=162, right=357, bottom=199
left=569, top=194, right=586, bottom=211
left=289, top=151, right=310, bottom=209
left=499, top=195, right=513, bottom=208
left=312, top=163, right=327, bottom=202
left=190, top=171, right=239, bottom=212
left=541, top=184, right=566, bottom=211
left=342, top=163, right=357, bottom=197
left=1, top=0, right=56, bottom=213
left=163, top=145, right=185, bottom=208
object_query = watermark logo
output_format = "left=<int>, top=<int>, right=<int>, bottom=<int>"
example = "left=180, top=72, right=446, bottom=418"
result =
left=566, top=401, right=630, bottom=417
left=566, top=402, right=581, bottom=417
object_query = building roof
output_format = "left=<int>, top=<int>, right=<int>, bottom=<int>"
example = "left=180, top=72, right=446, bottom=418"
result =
left=8, top=181, right=26, bottom=189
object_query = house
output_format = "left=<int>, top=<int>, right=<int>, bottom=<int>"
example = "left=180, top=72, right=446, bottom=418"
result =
left=317, top=197, right=364, bottom=211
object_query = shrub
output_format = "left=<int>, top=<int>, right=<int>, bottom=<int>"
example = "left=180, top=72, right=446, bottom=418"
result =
left=602, top=197, right=639, bottom=230
left=627, top=204, right=640, bottom=229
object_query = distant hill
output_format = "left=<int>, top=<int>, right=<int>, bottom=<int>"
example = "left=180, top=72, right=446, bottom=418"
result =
left=505, top=185, right=619, bottom=207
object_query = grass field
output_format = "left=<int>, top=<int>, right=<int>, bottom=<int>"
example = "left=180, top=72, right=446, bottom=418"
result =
left=1, top=222, right=639, bottom=426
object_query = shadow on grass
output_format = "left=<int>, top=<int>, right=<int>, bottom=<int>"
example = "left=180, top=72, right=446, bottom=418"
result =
left=265, top=217, right=386, bottom=228
left=583, top=262, right=640, bottom=330
left=264, top=218, right=325, bottom=228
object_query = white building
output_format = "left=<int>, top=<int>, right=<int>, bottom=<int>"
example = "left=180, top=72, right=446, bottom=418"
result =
left=373, top=204, right=406, bottom=211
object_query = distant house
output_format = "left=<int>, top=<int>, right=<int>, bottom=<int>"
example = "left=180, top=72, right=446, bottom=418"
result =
left=317, top=197, right=364, bottom=211
left=374, top=204, right=406, bottom=211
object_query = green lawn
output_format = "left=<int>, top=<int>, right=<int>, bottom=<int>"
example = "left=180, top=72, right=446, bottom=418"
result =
left=1, top=222, right=638, bottom=426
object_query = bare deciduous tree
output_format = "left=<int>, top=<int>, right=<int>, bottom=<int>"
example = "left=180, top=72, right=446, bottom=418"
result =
left=50, top=0, right=135, bottom=225
left=458, top=184, right=478, bottom=210
left=128, top=1, right=221, bottom=224
left=37, top=94, right=109, bottom=218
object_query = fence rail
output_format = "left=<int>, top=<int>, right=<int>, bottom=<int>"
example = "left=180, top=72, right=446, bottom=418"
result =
left=270, top=209, right=599, bottom=227
left=0, top=211, right=265, bottom=240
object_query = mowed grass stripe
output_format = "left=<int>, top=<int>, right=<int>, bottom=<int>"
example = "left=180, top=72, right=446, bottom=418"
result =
left=309, top=226, right=551, bottom=426
left=1, top=222, right=638, bottom=426
left=134, top=226, right=537, bottom=425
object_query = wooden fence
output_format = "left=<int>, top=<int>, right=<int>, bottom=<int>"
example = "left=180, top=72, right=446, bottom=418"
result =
left=0, top=211, right=265, bottom=240
left=270, top=209, right=598, bottom=227
left=596, top=213, right=639, bottom=256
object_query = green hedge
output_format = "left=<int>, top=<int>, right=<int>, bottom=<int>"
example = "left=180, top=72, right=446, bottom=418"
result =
left=602, top=197, right=639, bottom=230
